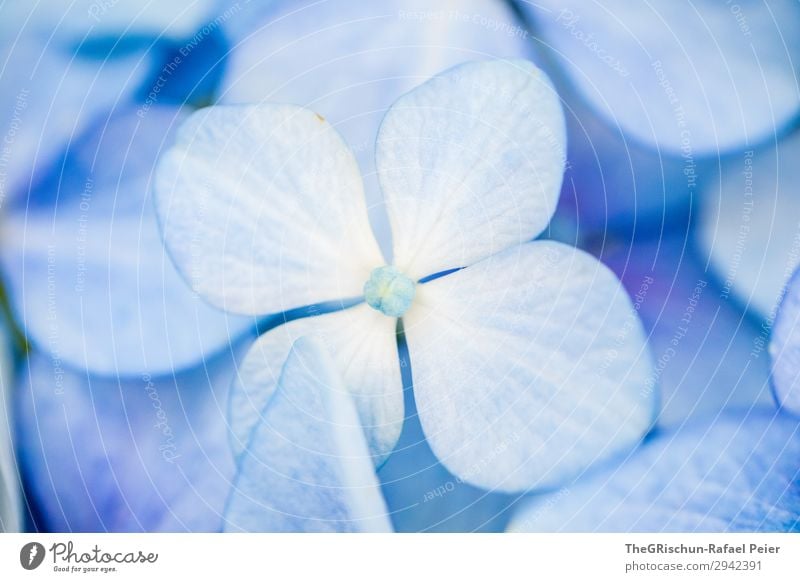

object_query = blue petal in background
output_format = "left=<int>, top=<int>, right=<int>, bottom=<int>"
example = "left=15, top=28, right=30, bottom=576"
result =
left=15, top=336, right=251, bottom=532
left=1, top=105, right=253, bottom=377
left=510, top=408, right=800, bottom=532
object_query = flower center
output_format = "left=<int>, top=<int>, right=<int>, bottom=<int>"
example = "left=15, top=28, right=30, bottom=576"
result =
left=363, top=266, right=416, bottom=317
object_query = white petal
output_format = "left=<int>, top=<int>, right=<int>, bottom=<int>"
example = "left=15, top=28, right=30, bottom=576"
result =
left=521, top=0, right=800, bottom=154
left=403, top=241, right=655, bottom=492
left=0, top=328, right=20, bottom=532
left=224, top=337, right=393, bottom=532
left=229, top=305, right=403, bottom=463
left=155, top=104, right=383, bottom=315
left=698, top=130, right=800, bottom=319
left=771, top=269, right=800, bottom=415
left=376, top=59, right=566, bottom=279
left=219, top=0, right=536, bottom=254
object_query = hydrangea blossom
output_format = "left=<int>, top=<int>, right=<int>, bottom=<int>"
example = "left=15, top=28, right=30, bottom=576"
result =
left=218, top=0, right=536, bottom=251
left=515, top=0, right=800, bottom=154
left=156, top=59, right=656, bottom=492
left=771, top=268, right=800, bottom=416
left=509, top=408, right=800, bottom=532
left=698, top=129, right=800, bottom=320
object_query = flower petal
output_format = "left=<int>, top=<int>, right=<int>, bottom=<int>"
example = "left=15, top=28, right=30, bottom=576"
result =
left=219, top=0, right=536, bottom=253
left=155, top=104, right=383, bottom=315
left=15, top=344, right=247, bottom=532
left=229, top=304, right=403, bottom=464
left=224, top=336, right=392, bottom=532
left=698, top=131, right=800, bottom=319
left=520, top=0, right=800, bottom=154
left=376, top=59, right=566, bottom=279
left=604, top=235, right=773, bottom=426
left=0, top=38, right=152, bottom=205
left=403, top=241, right=655, bottom=492
left=1, top=106, right=252, bottom=376
left=509, top=409, right=800, bottom=532
left=0, top=328, right=21, bottom=532
left=6, top=0, right=215, bottom=40
left=771, top=269, right=800, bottom=415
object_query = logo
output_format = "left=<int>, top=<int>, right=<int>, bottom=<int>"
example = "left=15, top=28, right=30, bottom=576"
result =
left=20, top=542, right=46, bottom=570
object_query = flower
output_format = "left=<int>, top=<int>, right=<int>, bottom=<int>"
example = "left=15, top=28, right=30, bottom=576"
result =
left=508, top=408, right=800, bottom=532
left=155, top=59, right=656, bottom=493
left=225, top=336, right=392, bottom=532
left=515, top=0, right=800, bottom=155
left=218, top=0, right=536, bottom=249
left=771, top=267, right=800, bottom=416
left=698, top=128, right=800, bottom=320
left=1, top=106, right=251, bottom=376
left=14, top=339, right=249, bottom=532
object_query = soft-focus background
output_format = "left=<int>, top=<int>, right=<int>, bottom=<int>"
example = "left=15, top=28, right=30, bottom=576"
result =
left=0, top=0, right=798, bottom=532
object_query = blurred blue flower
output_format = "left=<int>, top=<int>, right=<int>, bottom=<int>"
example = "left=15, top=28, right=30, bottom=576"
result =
left=509, top=408, right=800, bottom=532
left=515, top=0, right=800, bottom=155
left=155, top=59, right=656, bottom=493
left=1, top=106, right=251, bottom=376
left=771, top=268, right=800, bottom=416
left=15, top=335, right=251, bottom=532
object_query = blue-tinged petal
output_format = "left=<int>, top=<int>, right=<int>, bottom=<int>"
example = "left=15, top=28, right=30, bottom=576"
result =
left=0, top=325, right=21, bottom=532
left=518, top=0, right=800, bottom=154
left=16, top=340, right=250, bottom=532
left=0, top=39, right=153, bottom=206
left=155, top=104, right=383, bottom=315
left=698, top=130, right=800, bottom=321
left=377, top=59, right=565, bottom=280
left=229, top=304, right=402, bottom=465
left=771, top=269, right=800, bottom=415
left=219, top=0, right=536, bottom=254
left=224, top=336, right=393, bottom=532
left=1, top=106, right=252, bottom=376
left=604, top=235, right=773, bottom=426
left=403, top=241, right=655, bottom=492
left=509, top=409, right=800, bottom=532
left=3, top=0, right=215, bottom=42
